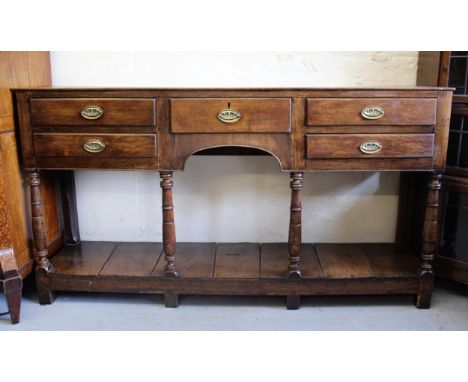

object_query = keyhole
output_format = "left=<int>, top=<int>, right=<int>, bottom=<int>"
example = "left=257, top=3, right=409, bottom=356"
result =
left=227, top=102, right=231, bottom=109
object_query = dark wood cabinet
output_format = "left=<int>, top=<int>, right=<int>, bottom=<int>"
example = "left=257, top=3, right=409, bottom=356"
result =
left=418, top=51, right=468, bottom=284
left=13, top=87, right=452, bottom=310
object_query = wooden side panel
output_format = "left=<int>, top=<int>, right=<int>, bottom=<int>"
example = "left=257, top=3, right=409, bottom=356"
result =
left=100, top=242, right=163, bottom=277
left=0, top=133, right=29, bottom=267
left=0, top=52, right=60, bottom=277
left=214, top=243, right=260, bottom=278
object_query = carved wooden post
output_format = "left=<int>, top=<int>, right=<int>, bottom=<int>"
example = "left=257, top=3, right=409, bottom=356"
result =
left=27, top=170, right=55, bottom=304
left=287, top=172, right=303, bottom=310
left=415, top=172, right=442, bottom=309
left=288, top=172, right=303, bottom=278
left=160, top=171, right=178, bottom=278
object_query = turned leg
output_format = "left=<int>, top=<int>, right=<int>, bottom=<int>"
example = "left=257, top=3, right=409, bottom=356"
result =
left=286, top=172, right=303, bottom=310
left=27, top=170, right=55, bottom=305
left=415, top=172, right=442, bottom=309
left=160, top=171, right=178, bottom=278
left=0, top=249, right=22, bottom=324
left=288, top=172, right=303, bottom=278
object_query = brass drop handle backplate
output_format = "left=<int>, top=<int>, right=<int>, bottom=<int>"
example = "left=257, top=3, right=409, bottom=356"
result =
left=83, top=139, right=106, bottom=153
left=218, top=108, right=242, bottom=123
left=81, top=105, right=104, bottom=120
left=360, top=140, right=383, bottom=154
left=361, top=105, right=385, bottom=120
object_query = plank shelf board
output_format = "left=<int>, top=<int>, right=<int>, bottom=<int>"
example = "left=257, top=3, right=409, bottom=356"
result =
left=48, top=242, right=420, bottom=298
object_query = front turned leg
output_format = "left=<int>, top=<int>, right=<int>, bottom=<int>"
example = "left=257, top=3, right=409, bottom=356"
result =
left=415, top=172, right=442, bottom=309
left=287, top=173, right=303, bottom=310
left=160, top=172, right=178, bottom=278
left=288, top=172, right=303, bottom=278
left=27, top=170, right=55, bottom=305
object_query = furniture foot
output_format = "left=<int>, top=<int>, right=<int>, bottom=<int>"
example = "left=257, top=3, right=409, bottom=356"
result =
left=414, top=292, right=432, bottom=309
left=160, top=172, right=179, bottom=277
left=35, top=267, right=55, bottom=305
left=0, top=249, right=23, bottom=324
left=286, top=295, right=301, bottom=310
left=6, top=286, right=21, bottom=324
left=416, top=172, right=442, bottom=310
left=164, top=293, right=179, bottom=308
left=288, top=172, right=303, bottom=278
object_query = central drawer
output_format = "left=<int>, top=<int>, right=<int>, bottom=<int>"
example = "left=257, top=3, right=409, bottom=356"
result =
left=170, top=98, right=291, bottom=133
left=33, top=133, right=157, bottom=158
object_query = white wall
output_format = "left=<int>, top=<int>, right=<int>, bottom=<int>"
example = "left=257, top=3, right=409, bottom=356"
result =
left=50, top=52, right=418, bottom=243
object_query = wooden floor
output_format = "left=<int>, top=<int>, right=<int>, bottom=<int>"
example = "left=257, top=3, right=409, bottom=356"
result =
left=51, top=242, right=419, bottom=280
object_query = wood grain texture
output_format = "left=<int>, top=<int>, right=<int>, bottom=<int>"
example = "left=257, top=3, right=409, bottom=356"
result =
left=307, top=98, right=437, bottom=126
left=100, top=242, right=162, bottom=277
left=33, top=133, right=157, bottom=158
left=315, top=244, right=374, bottom=278
left=306, top=134, right=434, bottom=159
left=261, top=243, right=323, bottom=279
left=214, top=243, right=260, bottom=278
left=152, top=242, right=216, bottom=278
left=171, top=98, right=291, bottom=133
left=52, top=241, right=117, bottom=276
left=30, top=98, right=155, bottom=126
left=0, top=52, right=60, bottom=281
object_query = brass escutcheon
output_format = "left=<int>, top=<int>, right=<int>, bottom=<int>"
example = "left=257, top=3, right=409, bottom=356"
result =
left=361, top=105, right=385, bottom=120
left=83, top=139, right=106, bottom=153
left=218, top=108, right=241, bottom=123
left=81, top=105, right=104, bottom=120
left=360, top=140, right=383, bottom=154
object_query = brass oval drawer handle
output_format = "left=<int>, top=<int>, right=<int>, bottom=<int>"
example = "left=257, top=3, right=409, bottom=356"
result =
left=360, top=140, right=382, bottom=154
left=218, top=108, right=242, bottom=123
left=81, top=105, right=104, bottom=120
left=361, top=105, right=385, bottom=120
left=83, top=139, right=106, bottom=153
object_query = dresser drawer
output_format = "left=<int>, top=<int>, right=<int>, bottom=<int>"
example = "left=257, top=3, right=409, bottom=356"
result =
left=171, top=98, right=291, bottom=133
left=306, top=134, right=434, bottom=159
left=307, top=98, right=437, bottom=126
left=33, top=133, right=157, bottom=158
left=30, top=98, right=156, bottom=126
